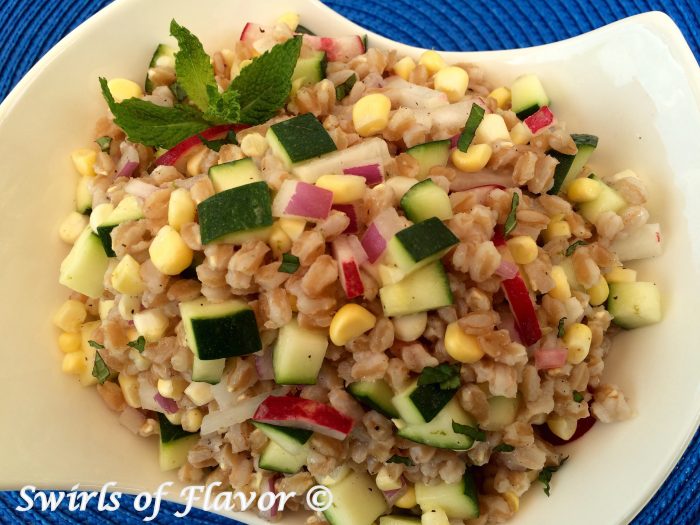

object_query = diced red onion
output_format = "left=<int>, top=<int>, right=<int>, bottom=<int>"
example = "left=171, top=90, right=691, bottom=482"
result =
left=361, top=224, right=386, bottom=264
left=124, top=179, right=158, bottom=199
left=524, top=106, right=555, bottom=134
left=361, top=208, right=404, bottom=264
left=343, top=163, right=384, bottom=186
left=451, top=171, right=514, bottom=191
left=495, top=259, right=519, bottom=280
left=115, top=142, right=140, bottom=178
left=274, top=180, right=334, bottom=220
left=534, top=347, right=568, bottom=370
left=450, top=134, right=460, bottom=149
left=383, top=478, right=408, bottom=506
left=117, top=161, right=139, bottom=179
left=255, top=352, right=275, bottom=381
left=332, top=204, right=358, bottom=234
left=259, top=475, right=280, bottom=520
left=118, top=407, right=146, bottom=434
left=154, top=393, right=179, bottom=414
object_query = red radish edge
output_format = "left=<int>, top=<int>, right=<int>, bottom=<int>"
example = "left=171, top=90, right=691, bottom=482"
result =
left=155, top=125, right=247, bottom=167
left=332, top=204, right=358, bottom=234
left=523, top=106, right=555, bottom=134
left=333, top=236, right=367, bottom=299
left=154, top=393, right=179, bottom=414
left=536, top=415, right=597, bottom=446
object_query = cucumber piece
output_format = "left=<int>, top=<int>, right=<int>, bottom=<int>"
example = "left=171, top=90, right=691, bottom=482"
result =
left=180, top=298, right=262, bottom=360
left=258, top=440, right=308, bottom=474
left=485, top=396, right=519, bottom=430
left=251, top=421, right=312, bottom=455
left=406, top=139, right=451, bottom=180
left=197, top=181, right=273, bottom=244
left=511, top=74, right=549, bottom=120
left=76, top=176, right=92, bottom=214
left=548, top=134, right=598, bottom=194
left=208, top=158, right=261, bottom=193
left=145, top=44, right=175, bottom=94
left=267, top=113, right=337, bottom=168
left=415, top=471, right=479, bottom=519
left=397, top=398, right=476, bottom=450
left=607, top=282, right=661, bottom=329
left=192, top=356, right=226, bottom=384
left=292, top=51, right=327, bottom=89
left=59, top=227, right=109, bottom=298
left=348, top=380, right=399, bottom=418
left=400, top=179, right=453, bottom=222
left=96, top=196, right=144, bottom=257
left=379, top=517, right=421, bottom=525
left=577, top=176, right=626, bottom=223
left=273, top=318, right=328, bottom=385
left=322, top=470, right=388, bottom=525
left=385, top=218, right=459, bottom=276
left=379, top=261, right=453, bottom=317
left=158, top=413, right=198, bottom=471
left=392, top=381, right=458, bottom=424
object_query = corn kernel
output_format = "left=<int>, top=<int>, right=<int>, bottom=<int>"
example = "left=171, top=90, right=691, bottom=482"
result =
left=605, top=266, right=637, bottom=283
left=395, top=485, right=417, bottom=509
left=168, top=188, right=196, bottom=231
left=474, top=113, right=511, bottom=144
left=62, top=351, right=86, bottom=374
left=418, top=50, right=446, bottom=75
left=107, top=78, right=143, bottom=102
left=98, top=299, right=114, bottom=320
left=71, top=148, right=97, bottom=177
left=567, top=177, right=602, bottom=203
left=278, top=217, right=306, bottom=241
left=58, top=332, right=82, bottom=353
left=89, top=202, right=114, bottom=234
left=393, top=312, right=428, bottom=342
left=587, top=275, right=610, bottom=306
left=422, top=508, right=450, bottom=525
left=385, top=176, right=419, bottom=201
left=186, top=146, right=207, bottom=177
left=451, top=144, right=492, bottom=172
left=269, top=223, right=292, bottom=259
left=149, top=225, right=193, bottom=275
left=118, top=295, right=140, bottom=321
left=375, top=466, right=403, bottom=491
left=276, top=12, right=300, bottom=31
left=549, top=265, right=572, bottom=300
left=119, top=373, right=141, bottom=408
left=563, top=323, right=592, bottom=364
left=158, top=377, right=188, bottom=400
left=130, top=349, right=151, bottom=371
left=488, top=87, right=511, bottom=109
left=330, top=304, right=377, bottom=346
left=394, top=56, right=416, bottom=80
left=352, top=93, right=392, bottom=137
left=542, top=220, right=571, bottom=243
left=165, top=411, right=183, bottom=425
left=503, top=491, right=519, bottom=512
left=546, top=415, right=577, bottom=440
left=445, top=322, right=484, bottom=363
left=111, top=254, right=144, bottom=295
left=240, top=133, right=268, bottom=157
left=53, top=299, right=87, bottom=333
left=315, top=174, right=366, bottom=204
left=509, top=122, right=532, bottom=145
left=133, top=308, right=169, bottom=342
left=185, top=382, right=214, bottom=406
left=506, top=236, right=538, bottom=264
left=433, top=66, right=469, bottom=102
left=181, top=408, right=204, bottom=432
left=59, top=212, right=89, bottom=244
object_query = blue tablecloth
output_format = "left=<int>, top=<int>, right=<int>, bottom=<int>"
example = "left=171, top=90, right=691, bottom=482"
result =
left=0, top=1, right=698, bottom=523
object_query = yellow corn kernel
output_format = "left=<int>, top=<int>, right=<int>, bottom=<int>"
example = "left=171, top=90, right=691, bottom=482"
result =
left=444, top=322, right=484, bottom=363
left=278, top=217, right=306, bottom=241
left=240, top=133, right=268, bottom=157
left=418, top=50, right=446, bottom=75
left=315, top=174, right=366, bottom=204
left=158, top=376, right=188, bottom=400
left=62, top=351, right=86, bottom=374
left=375, top=466, right=403, bottom=491
left=59, top=212, right=89, bottom=244
left=98, top=299, right=115, bottom=320
left=563, top=323, right=592, bottom=364
left=107, top=78, right=142, bottom=102
left=186, top=146, right=207, bottom=177
left=111, top=254, right=144, bottom=295
left=451, top=144, right=492, bottom=173
left=352, top=93, right=391, bottom=137
left=393, top=312, right=428, bottom=342
left=488, top=87, right=511, bottom=109
left=118, top=373, right=141, bottom=408
left=395, top=485, right=417, bottom=509
left=503, top=491, right=519, bottom=513
left=165, top=411, right=183, bottom=425
left=149, top=225, right=193, bottom=275
left=133, top=308, right=169, bottom=342
left=181, top=408, right=204, bottom=432
left=53, top=299, right=87, bottom=333
left=89, top=202, right=114, bottom=233
left=542, top=220, right=571, bottom=243
left=509, top=122, right=532, bottom=145
left=167, top=188, right=196, bottom=232
left=549, top=265, right=572, bottom=300
left=587, top=275, right=610, bottom=306
left=422, top=508, right=450, bottom=525
left=433, top=66, right=469, bottom=102
left=546, top=414, right=577, bottom=440
left=58, top=332, right=82, bottom=353
left=269, top=223, right=292, bottom=258
left=118, top=295, right=140, bottom=321
left=394, top=56, right=416, bottom=80
left=506, top=235, right=538, bottom=265
left=276, top=12, right=300, bottom=31
left=329, top=304, right=377, bottom=346
left=185, top=382, right=214, bottom=406
left=130, top=348, right=151, bottom=371
left=605, top=266, right=637, bottom=284
left=567, top=177, right=602, bottom=203
left=71, top=148, right=97, bottom=178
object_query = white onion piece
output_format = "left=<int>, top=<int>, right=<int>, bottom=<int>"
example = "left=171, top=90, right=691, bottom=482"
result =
left=201, top=387, right=289, bottom=436
left=124, top=178, right=158, bottom=199
left=119, top=407, right=146, bottom=434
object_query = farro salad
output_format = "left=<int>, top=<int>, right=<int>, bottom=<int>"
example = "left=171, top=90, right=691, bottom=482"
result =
left=54, top=12, right=663, bottom=525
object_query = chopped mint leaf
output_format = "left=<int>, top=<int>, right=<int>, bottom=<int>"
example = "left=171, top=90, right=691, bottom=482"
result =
left=203, top=84, right=241, bottom=125
left=565, top=240, right=587, bottom=257
left=493, top=443, right=515, bottom=453
left=417, top=364, right=461, bottom=390
left=457, top=104, right=486, bottom=152
left=504, top=192, right=519, bottom=236
left=387, top=455, right=414, bottom=466
left=127, top=336, right=146, bottom=353
left=557, top=317, right=567, bottom=338
left=538, top=456, right=569, bottom=497
left=279, top=253, right=300, bottom=274
left=573, top=390, right=584, bottom=403
left=88, top=340, right=105, bottom=350
left=229, top=36, right=303, bottom=124
left=95, top=136, right=112, bottom=153
left=170, top=20, right=217, bottom=112
left=198, top=130, right=238, bottom=152
left=452, top=421, right=487, bottom=442
left=335, top=73, right=357, bottom=101
left=92, top=351, right=111, bottom=384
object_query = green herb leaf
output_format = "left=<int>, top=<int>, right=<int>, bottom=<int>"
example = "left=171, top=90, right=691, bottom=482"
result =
left=504, top=192, right=519, bottom=236
left=565, top=240, right=587, bottom=257
left=279, top=253, right=300, bottom=274
left=203, top=85, right=241, bottom=125
left=457, top=104, right=486, bottom=152
left=95, top=136, right=112, bottom=153
left=387, top=455, right=414, bottom=466
left=557, top=317, right=567, bottom=338
left=538, top=456, right=569, bottom=497
left=127, top=336, right=146, bottom=353
left=335, top=73, right=357, bottom=101
left=229, top=36, right=303, bottom=124
left=417, top=364, right=461, bottom=390
left=573, top=390, right=584, bottom=403
left=92, top=351, right=111, bottom=384
left=452, top=421, right=487, bottom=442
left=493, top=443, right=515, bottom=453
left=170, top=82, right=188, bottom=103
left=88, top=340, right=105, bottom=350
left=100, top=78, right=211, bottom=148
left=198, top=130, right=238, bottom=152
left=170, top=19, right=217, bottom=112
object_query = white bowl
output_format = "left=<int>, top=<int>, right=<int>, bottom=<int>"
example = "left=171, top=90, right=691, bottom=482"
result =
left=1, top=1, right=699, bottom=523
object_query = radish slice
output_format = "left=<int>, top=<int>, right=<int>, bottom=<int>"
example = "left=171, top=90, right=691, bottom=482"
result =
left=302, top=35, right=365, bottom=61
left=333, top=235, right=367, bottom=299
left=272, top=180, right=334, bottom=220
left=332, top=204, right=358, bottom=234
left=523, top=106, right=555, bottom=134
left=534, top=347, right=568, bottom=370
left=124, top=179, right=158, bottom=199
left=384, top=76, right=449, bottom=109
left=154, top=125, right=244, bottom=167
left=253, top=395, right=354, bottom=440
left=361, top=208, right=404, bottom=264
left=154, top=393, right=179, bottom=414
left=343, top=162, right=384, bottom=186
left=495, top=259, right=519, bottom=280
left=201, top=387, right=289, bottom=435
left=451, top=171, right=514, bottom=191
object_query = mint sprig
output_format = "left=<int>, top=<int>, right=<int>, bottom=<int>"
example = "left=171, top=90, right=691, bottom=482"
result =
left=170, top=20, right=217, bottom=112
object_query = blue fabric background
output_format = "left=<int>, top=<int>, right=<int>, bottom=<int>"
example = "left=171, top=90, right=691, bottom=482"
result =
left=0, top=0, right=698, bottom=523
